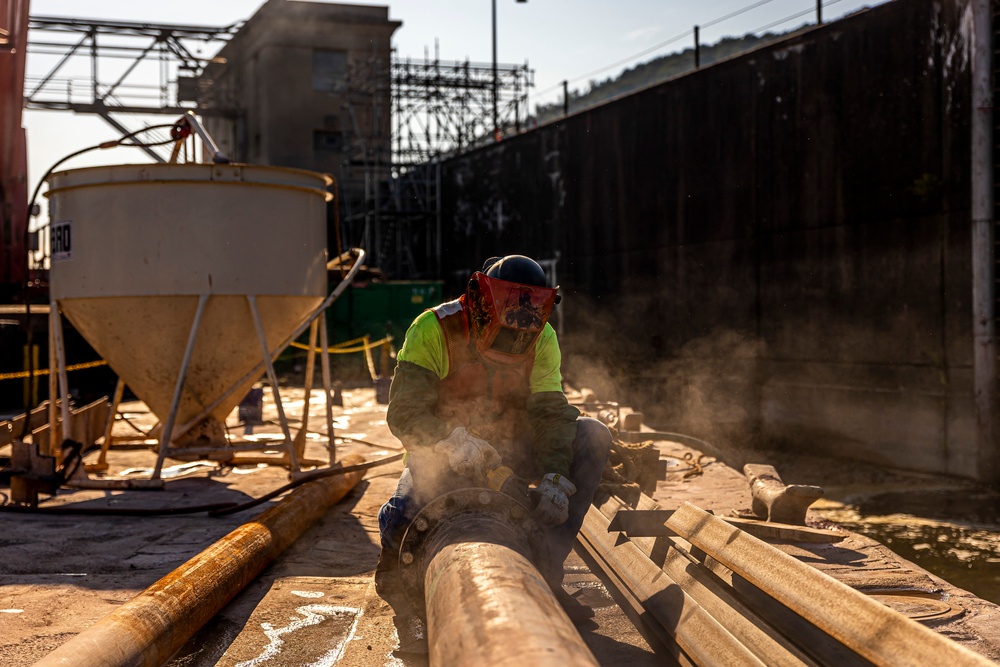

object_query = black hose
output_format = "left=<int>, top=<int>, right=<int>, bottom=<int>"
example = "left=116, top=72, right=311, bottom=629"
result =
left=208, top=453, right=404, bottom=517
left=0, top=452, right=405, bottom=517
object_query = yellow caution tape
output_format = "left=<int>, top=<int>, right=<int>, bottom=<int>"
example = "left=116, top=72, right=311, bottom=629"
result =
left=290, top=335, right=394, bottom=355
left=0, top=359, right=108, bottom=381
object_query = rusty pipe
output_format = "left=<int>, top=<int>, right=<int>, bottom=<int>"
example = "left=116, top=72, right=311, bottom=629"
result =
left=400, top=489, right=598, bottom=667
left=34, top=454, right=367, bottom=667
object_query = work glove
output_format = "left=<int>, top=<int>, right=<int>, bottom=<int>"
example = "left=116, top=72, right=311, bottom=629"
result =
left=433, top=426, right=501, bottom=478
left=533, top=473, right=577, bottom=526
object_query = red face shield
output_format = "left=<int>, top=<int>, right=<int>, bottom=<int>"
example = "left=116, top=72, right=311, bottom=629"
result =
left=467, top=272, right=558, bottom=364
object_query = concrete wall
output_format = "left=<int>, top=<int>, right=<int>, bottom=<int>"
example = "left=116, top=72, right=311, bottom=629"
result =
left=201, top=1, right=398, bottom=176
left=434, top=0, right=983, bottom=478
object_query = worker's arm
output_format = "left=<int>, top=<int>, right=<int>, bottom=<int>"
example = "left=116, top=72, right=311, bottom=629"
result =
left=527, top=325, right=580, bottom=478
left=386, top=311, right=451, bottom=450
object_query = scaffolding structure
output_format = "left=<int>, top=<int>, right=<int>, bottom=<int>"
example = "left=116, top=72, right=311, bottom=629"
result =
left=342, top=53, right=533, bottom=277
left=24, top=15, right=239, bottom=160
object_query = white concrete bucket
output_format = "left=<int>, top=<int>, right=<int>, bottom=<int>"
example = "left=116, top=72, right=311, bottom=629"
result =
left=46, top=163, right=350, bottom=479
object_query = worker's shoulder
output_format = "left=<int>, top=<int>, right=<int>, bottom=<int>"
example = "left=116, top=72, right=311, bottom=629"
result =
left=430, top=298, right=463, bottom=319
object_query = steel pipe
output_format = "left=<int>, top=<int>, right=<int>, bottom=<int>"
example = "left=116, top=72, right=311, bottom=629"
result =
left=400, top=489, right=598, bottom=667
left=667, top=502, right=995, bottom=667
left=34, top=454, right=368, bottom=667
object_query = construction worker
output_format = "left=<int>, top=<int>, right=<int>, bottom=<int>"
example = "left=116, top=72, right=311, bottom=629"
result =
left=376, top=254, right=612, bottom=621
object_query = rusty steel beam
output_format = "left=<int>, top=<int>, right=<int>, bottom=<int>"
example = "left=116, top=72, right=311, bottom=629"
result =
left=667, top=502, right=996, bottom=667
left=597, top=497, right=820, bottom=667
left=579, top=500, right=772, bottom=667
left=34, top=454, right=368, bottom=667
left=399, top=489, right=598, bottom=667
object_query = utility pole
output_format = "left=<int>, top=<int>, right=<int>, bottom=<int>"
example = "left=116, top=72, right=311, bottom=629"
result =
left=971, top=0, right=997, bottom=485
left=694, top=25, right=701, bottom=68
left=492, top=0, right=498, bottom=136
left=563, top=80, right=569, bottom=116
left=492, top=0, right=527, bottom=139
left=817, top=0, right=823, bottom=24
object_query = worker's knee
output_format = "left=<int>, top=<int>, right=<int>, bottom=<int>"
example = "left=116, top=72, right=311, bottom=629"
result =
left=573, top=416, right=612, bottom=463
left=378, top=494, right=413, bottom=553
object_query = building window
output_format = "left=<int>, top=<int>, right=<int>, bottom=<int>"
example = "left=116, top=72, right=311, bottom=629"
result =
left=313, top=50, right=347, bottom=93
left=314, top=130, right=344, bottom=153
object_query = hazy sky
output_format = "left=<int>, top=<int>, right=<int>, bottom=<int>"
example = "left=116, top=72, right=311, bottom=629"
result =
left=23, top=0, right=886, bottom=193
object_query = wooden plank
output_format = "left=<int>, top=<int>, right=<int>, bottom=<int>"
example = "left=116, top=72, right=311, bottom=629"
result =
left=0, top=401, right=57, bottom=448
left=667, top=502, right=995, bottom=667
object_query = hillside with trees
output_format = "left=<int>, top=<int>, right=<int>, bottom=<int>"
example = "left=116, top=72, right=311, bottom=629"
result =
left=532, top=29, right=800, bottom=124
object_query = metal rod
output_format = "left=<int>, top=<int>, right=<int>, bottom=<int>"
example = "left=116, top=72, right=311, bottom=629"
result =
left=293, top=319, right=319, bottom=459
left=319, top=316, right=335, bottom=465
left=47, top=304, right=59, bottom=458
left=182, top=109, right=228, bottom=163
left=96, top=378, right=125, bottom=467
left=153, top=294, right=208, bottom=480
left=971, top=0, right=997, bottom=485
left=51, top=302, right=71, bottom=461
left=667, top=503, right=996, bottom=667
left=34, top=454, right=368, bottom=667
left=247, top=295, right=299, bottom=472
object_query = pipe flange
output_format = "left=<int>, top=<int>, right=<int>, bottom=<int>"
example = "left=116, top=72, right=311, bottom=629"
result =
left=398, top=488, right=550, bottom=615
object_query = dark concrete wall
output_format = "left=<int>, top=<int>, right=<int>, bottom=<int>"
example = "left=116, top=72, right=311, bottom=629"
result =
left=434, top=0, right=981, bottom=478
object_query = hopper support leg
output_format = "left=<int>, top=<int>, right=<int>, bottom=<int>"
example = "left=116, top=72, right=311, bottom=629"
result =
left=153, top=294, right=208, bottom=480
left=292, top=320, right=319, bottom=459
left=247, top=295, right=300, bottom=473
left=319, top=316, right=336, bottom=465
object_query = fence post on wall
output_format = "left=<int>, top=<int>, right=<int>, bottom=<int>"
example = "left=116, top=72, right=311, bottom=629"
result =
left=971, top=0, right=997, bottom=485
left=562, top=80, right=568, bottom=116
left=694, top=25, right=701, bottom=68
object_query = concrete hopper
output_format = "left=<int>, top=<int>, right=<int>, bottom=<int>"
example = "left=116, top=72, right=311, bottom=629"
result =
left=46, top=163, right=339, bottom=478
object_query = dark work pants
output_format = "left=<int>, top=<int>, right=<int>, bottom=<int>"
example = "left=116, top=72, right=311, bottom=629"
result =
left=377, top=416, right=612, bottom=583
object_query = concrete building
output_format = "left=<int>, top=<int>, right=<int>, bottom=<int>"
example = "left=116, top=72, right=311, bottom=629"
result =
left=200, top=0, right=399, bottom=182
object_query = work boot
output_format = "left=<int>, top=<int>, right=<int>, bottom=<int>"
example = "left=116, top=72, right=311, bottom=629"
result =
left=374, top=548, right=413, bottom=617
left=552, top=585, right=596, bottom=624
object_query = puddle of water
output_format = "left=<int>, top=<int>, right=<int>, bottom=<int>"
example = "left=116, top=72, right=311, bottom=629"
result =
left=815, top=489, right=1000, bottom=605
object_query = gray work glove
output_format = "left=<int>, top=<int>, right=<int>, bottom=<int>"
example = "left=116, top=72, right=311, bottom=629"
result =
left=433, top=426, right=501, bottom=478
left=533, top=473, right=577, bottom=526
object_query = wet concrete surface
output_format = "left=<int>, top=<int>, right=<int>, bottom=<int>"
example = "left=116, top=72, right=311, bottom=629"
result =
left=761, top=449, right=1000, bottom=606
left=1, top=385, right=999, bottom=664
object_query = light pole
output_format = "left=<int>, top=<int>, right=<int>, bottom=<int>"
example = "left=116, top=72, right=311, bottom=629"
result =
left=493, top=0, right=527, bottom=139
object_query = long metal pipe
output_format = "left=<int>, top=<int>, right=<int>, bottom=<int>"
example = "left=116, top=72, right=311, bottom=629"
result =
left=34, top=454, right=368, bottom=667
left=423, top=522, right=599, bottom=667
left=667, top=502, right=995, bottom=667
left=971, top=0, right=997, bottom=485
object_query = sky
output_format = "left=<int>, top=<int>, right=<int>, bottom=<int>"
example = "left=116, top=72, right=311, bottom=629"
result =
left=21, top=0, right=887, bottom=202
